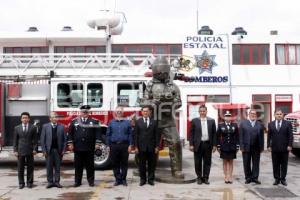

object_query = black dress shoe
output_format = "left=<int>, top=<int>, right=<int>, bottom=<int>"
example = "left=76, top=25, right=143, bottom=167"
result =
left=245, top=179, right=251, bottom=184
left=197, top=178, right=202, bottom=185
left=228, top=181, right=233, bottom=184
left=122, top=181, right=128, bottom=186
left=203, top=179, right=210, bottom=185
left=114, top=182, right=121, bottom=186
left=89, top=183, right=95, bottom=187
left=148, top=181, right=154, bottom=186
left=54, top=183, right=63, bottom=188
left=281, top=180, right=287, bottom=186
left=139, top=181, right=146, bottom=186
left=273, top=180, right=280, bottom=185
left=19, top=184, right=25, bottom=189
left=46, top=183, right=53, bottom=188
left=73, top=183, right=81, bottom=187
left=252, top=179, right=261, bottom=184
left=27, top=183, right=33, bottom=188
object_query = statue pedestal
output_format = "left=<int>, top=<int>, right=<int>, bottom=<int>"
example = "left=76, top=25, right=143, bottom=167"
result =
left=133, top=169, right=196, bottom=184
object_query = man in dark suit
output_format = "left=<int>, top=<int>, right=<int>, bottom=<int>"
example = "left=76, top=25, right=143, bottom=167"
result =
left=41, top=112, right=67, bottom=188
left=68, top=105, right=101, bottom=187
left=267, top=108, right=293, bottom=186
left=13, top=112, right=38, bottom=189
left=135, top=105, right=160, bottom=186
left=189, top=105, right=217, bottom=185
left=239, top=109, right=264, bottom=184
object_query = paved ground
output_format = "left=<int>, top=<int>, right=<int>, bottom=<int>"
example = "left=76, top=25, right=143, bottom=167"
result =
left=0, top=146, right=300, bottom=200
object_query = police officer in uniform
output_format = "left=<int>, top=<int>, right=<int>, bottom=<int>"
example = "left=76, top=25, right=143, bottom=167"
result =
left=68, top=105, right=101, bottom=187
left=217, top=111, right=239, bottom=184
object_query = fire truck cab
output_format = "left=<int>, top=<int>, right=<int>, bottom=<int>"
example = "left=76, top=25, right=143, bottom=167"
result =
left=285, top=111, right=300, bottom=157
left=51, top=77, right=147, bottom=168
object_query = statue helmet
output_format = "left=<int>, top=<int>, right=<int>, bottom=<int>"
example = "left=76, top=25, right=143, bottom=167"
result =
left=151, top=56, right=170, bottom=75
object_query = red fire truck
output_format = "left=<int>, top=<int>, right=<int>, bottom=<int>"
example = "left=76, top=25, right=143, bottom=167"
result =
left=0, top=53, right=181, bottom=168
left=285, top=111, right=300, bottom=157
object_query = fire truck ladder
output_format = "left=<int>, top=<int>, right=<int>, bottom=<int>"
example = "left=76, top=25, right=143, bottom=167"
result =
left=0, top=53, right=179, bottom=79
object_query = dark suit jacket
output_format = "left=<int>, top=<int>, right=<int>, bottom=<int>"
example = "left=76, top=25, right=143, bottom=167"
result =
left=68, top=117, right=102, bottom=152
left=217, top=122, right=239, bottom=152
left=13, top=123, right=38, bottom=156
left=239, top=120, right=264, bottom=152
left=41, top=123, right=67, bottom=155
left=134, top=118, right=160, bottom=152
left=267, top=120, right=293, bottom=152
left=189, top=117, right=217, bottom=151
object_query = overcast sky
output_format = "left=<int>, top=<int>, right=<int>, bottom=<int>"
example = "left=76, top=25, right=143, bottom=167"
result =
left=0, top=0, right=299, bottom=42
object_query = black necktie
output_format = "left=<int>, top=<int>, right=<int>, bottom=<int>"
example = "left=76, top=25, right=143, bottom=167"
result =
left=23, top=125, right=27, bottom=133
left=145, top=118, right=148, bottom=128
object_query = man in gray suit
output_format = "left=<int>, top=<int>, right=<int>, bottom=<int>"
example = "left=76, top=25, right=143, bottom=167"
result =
left=239, top=109, right=264, bottom=184
left=189, top=105, right=217, bottom=185
left=13, top=112, right=38, bottom=189
left=41, top=112, right=66, bottom=188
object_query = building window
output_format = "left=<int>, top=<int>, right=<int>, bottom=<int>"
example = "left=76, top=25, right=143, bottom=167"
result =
left=112, top=45, right=125, bottom=53
left=206, top=95, right=230, bottom=103
left=169, top=44, right=182, bottom=54
left=140, top=46, right=152, bottom=53
left=155, top=46, right=168, bottom=54
left=126, top=47, right=139, bottom=53
left=276, top=44, right=300, bottom=65
left=4, top=47, right=48, bottom=53
left=275, top=94, right=293, bottom=114
left=87, top=83, right=103, bottom=108
left=54, top=46, right=105, bottom=53
left=95, top=46, right=105, bottom=53
left=57, top=83, right=83, bottom=108
left=117, top=82, right=140, bottom=107
left=232, top=44, right=269, bottom=65
left=252, top=94, right=271, bottom=102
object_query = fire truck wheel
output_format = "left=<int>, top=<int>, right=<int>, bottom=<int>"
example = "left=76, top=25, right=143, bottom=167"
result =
left=94, top=142, right=112, bottom=169
left=292, top=148, right=300, bottom=157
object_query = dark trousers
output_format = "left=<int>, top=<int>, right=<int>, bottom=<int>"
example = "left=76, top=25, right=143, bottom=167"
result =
left=46, top=149, right=62, bottom=184
left=272, top=151, right=289, bottom=181
left=194, top=141, right=212, bottom=180
left=18, top=155, right=34, bottom=185
left=74, top=151, right=94, bottom=185
left=138, top=151, right=157, bottom=182
left=111, top=143, right=129, bottom=183
left=242, top=145, right=261, bottom=180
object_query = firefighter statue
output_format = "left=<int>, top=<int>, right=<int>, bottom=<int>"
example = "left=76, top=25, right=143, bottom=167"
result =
left=140, top=56, right=184, bottom=179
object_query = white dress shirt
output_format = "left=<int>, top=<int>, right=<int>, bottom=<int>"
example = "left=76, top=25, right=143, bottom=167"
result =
left=143, top=117, right=149, bottom=128
left=200, top=117, right=209, bottom=141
